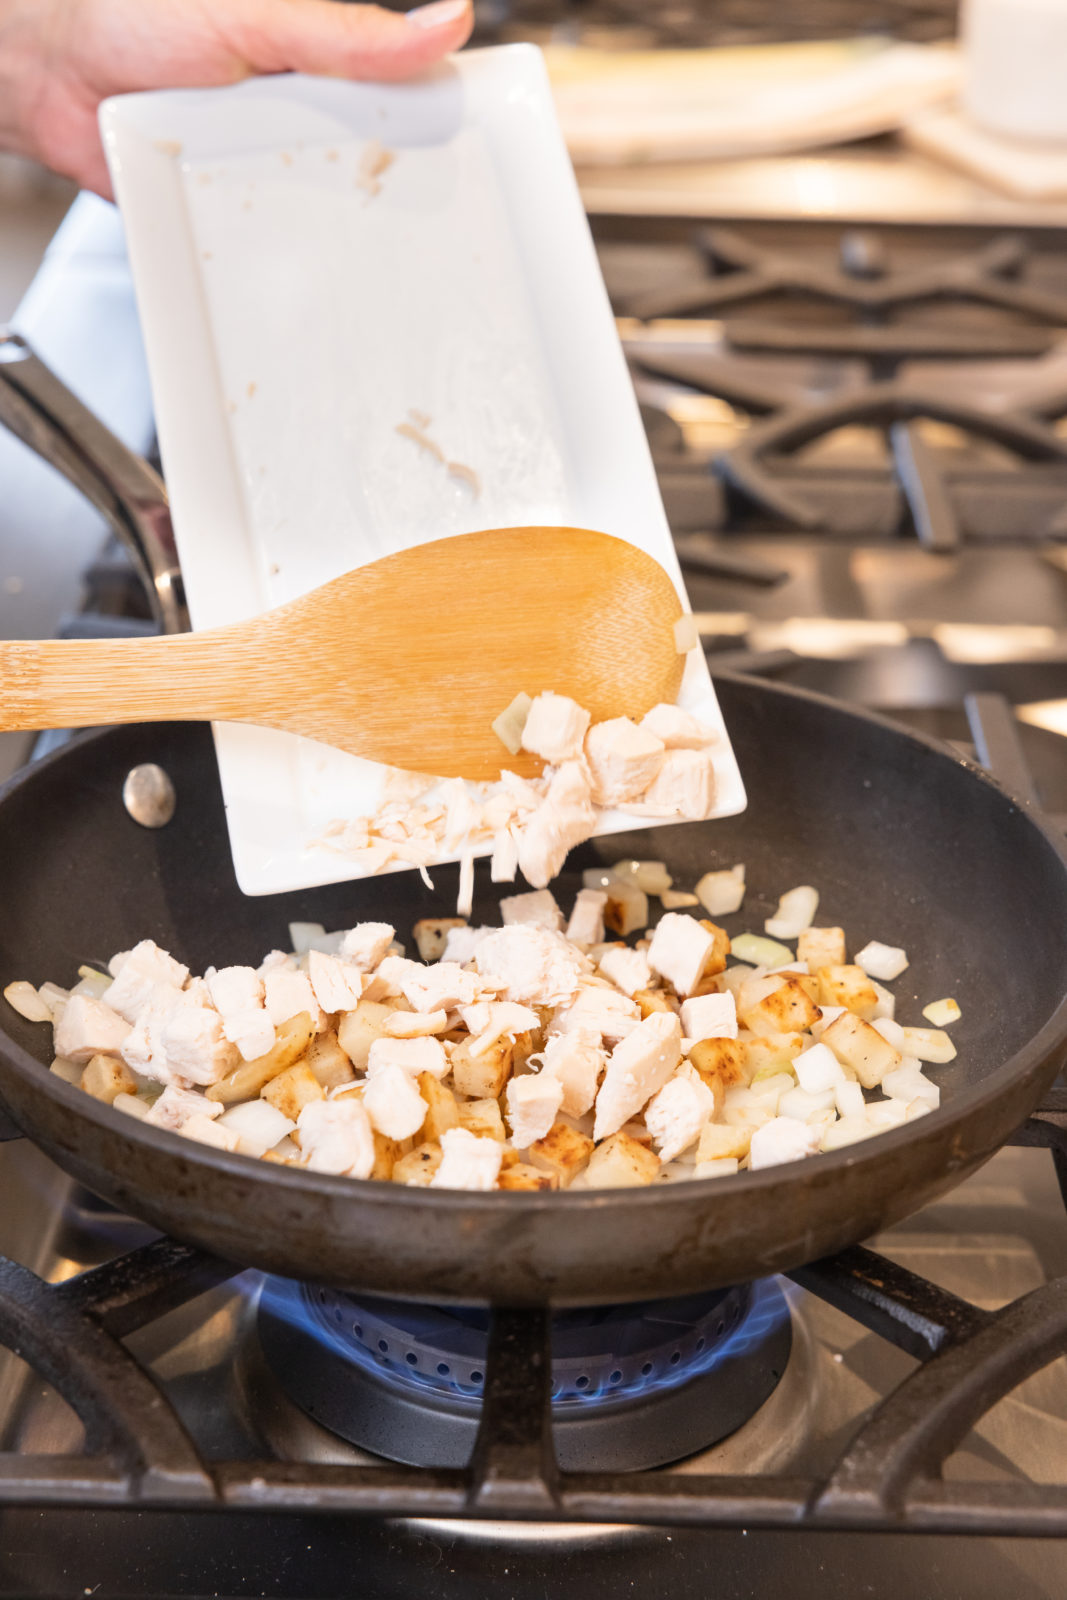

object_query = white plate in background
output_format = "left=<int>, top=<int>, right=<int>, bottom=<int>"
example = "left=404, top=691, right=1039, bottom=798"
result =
left=100, top=45, right=745, bottom=897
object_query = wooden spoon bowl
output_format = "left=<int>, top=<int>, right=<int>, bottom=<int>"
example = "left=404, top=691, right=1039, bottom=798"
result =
left=0, top=527, right=685, bottom=780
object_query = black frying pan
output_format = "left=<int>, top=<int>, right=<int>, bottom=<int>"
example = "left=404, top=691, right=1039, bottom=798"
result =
left=0, top=674, right=1064, bottom=1307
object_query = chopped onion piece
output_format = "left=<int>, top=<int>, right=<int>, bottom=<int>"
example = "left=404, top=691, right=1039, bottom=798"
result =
left=661, top=889, right=699, bottom=909
left=923, top=997, right=961, bottom=1027
left=36, top=982, right=70, bottom=1018
left=491, top=691, right=533, bottom=757
left=582, top=867, right=619, bottom=892
left=730, top=932, right=794, bottom=969
left=694, top=1157, right=739, bottom=1180
left=872, top=1016, right=906, bottom=1051
left=695, top=865, right=745, bottom=916
left=3, top=981, right=52, bottom=1023
left=900, top=1026, right=957, bottom=1064
left=764, top=885, right=819, bottom=940
left=113, top=1092, right=149, bottom=1119
left=674, top=615, right=699, bottom=653
left=288, top=922, right=326, bottom=956
left=610, top=859, right=673, bottom=896
left=854, top=940, right=909, bottom=981
left=870, top=981, right=896, bottom=1021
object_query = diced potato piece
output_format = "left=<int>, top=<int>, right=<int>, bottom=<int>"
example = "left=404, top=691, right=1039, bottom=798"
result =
left=262, top=1061, right=324, bottom=1121
left=688, top=971, right=725, bottom=998
left=688, top=1037, right=747, bottom=1114
left=412, top=918, right=468, bottom=962
left=741, top=977, right=821, bottom=1037
left=694, top=1157, right=739, bottom=1179
left=113, top=1091, right=150, bottom=1119
left=816, top=966, right=879, bottom=1021
left=451, top=1036, right=512, bottom=1100
left=633, top=988, right=676, bottom=1019
left=392, top=1141, right=443, bottom=1186
left=585, top=1129, right=660, bottom=1188
left=262, top=1148, right=305, bottom=1167
left=457, top=1097, right=506, bottom=1142
left=207, top=1013, right=314, bottom=1104
left=80, top=1052, right=137, bottom=1105
left=304, top=1029, right=355, bottom=1091
left=788, top=972, right=820, bottom=1005
left=511, top=1030, right=542, bottom=1074
left=337, top=999, right=395, bottom=1070
left=603, top=881, right=649, bottom=937
left=696, top=1120, right=751, bottom=1162
left=371, top=1129, right=415, bottom=1180
left=740, top=1032, right=804, bottom=1079
left=698, top=919, right=731, bottom=978
left=498, top=1162, right=557, bottom=1191
left=527, top=1120, right=595, bottom=1187
left=419, top=1072, right=460, bottom=1141
left=721, top=1086, right=776, bottom=1132
left=50, top=1056, right=83, bottom=1085
left=796, top=927, right=847, bottom=970
left=900, top=1026, right=957, bottom=1064
left=822, top=1011, right=902, bottom=1090
left=499, top=1146, right=522, bottom=1169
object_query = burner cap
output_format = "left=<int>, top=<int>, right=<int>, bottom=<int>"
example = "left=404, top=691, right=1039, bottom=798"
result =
left=257, top=1280, right=791, bottom=1472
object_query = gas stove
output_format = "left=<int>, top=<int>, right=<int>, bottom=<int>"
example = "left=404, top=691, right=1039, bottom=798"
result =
left=2, top=164, right=1067, bottom=1596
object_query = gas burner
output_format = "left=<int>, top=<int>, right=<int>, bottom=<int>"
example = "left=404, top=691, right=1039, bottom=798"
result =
left=256, top=1280, right=792, bottom=1471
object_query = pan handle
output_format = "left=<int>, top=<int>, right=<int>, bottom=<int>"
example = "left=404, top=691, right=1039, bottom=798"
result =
left=0, top=331, right=188, bottom=636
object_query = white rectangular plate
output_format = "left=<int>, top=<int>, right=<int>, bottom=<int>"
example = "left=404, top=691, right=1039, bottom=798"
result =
left=100, top=45, right=745, bottom=897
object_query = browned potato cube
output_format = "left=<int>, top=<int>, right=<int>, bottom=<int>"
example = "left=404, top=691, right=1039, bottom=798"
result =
left=337, top=999, right=395, bottom=1070
left=498, top=1162, right=557, bottom=1192
left=790, top=972, right=820, bottom=1005
left=688, top=971, right=724, bottom=998
left=527, top=1120, right=595, bottom=1187
left=696, top=1121, right=751, bottom=1163
left=688, top=1037, right=748, bottom=1114
left=304, top=1029, right=355, bottom=1091
left=741, top=1032, right=805, bottom=1079
left=418, top=1072, right=460, bottom=1141
left=457, top=1097, right=506, bottom=1142
left=371, top=1130, right=415, bottom=1180
left=412, top=918, right=467, bottom=961
left=80, top=1052, right=137, bottom=1105
left=511, top=1030, right=542, bottom=1073
left=797, top=926, right=847, bottom=970
left=817, top=965, right=879, bottom=1021
left=634, top=988, right=678, bottom=1019
left=262, top=1061, right=324, bottom=1121
left=822, top=1011, right=901, bottom=1089
left=741, top=976, right=821, bottom=1036
left=261, top=1148, right=305, bottom=1167
left=585, top=1130, right=660, bottom=1188
left=698, top=919, right=731, bottom=977
left=451, top=1036, right=512, bottom=1100
left=207, top=1012, right=314, bottom=1104
left=392, top=1141, right=443, bottom=1186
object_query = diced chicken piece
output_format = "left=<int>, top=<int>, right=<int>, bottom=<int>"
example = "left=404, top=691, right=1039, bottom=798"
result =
left=297, top=1097, right=375, bottom=1178
left=307, top=951, right=364, bottom=1015
left=101, top=940, right=190, bottom=1023
left=430, top=1127, right=504, bottom=1191
left=263, top=965, right=324, bottom=1031
left=459, top=1000, right=539, bottom=1056
left=517, top=761, right=597, bottom=889
left=793, top=1041, right=847, bottom=1094
left=500, top=888, right=564, bottom=933
left=566, top=889, right=606, bottom=948
left=647, top=913, right=718, bottom=998
left=749, top=1117, right=824, bottom=1169
left=680, top=991, right=738, bottom=1042
left=538, top=1029, right=605, bottom=1117
left=854, top=940, right=909, bottom=982
left=441, top=925, right=494, bottom=965
left=54, top=995, right=130, bottom=1064
left=585, top=1129, right=661, bottom=1188
left=400, top=962, right=482, bottom=1014
left=144, top=1084, right=221, bottom=1131
left=598, top=947, right=653, bottom=998
left=217, top=1098, right=296, bottom=1156
left=520, top=692, right=591, bottom=764
left=645, top=1062, right=715, bottom=1163
left=180, top=1113, right=240, bottom=1152
left=339, top=922, right=395, bottom=972
left=505, top=1070, right=565, bottom=1148
left=551, top=984, right=641, bottom=1045
left=366, top=955, right=423, bottom=1000
left=475, top=924, right=585, bottom=1008
left=162, top=999, right=239, bottom=1087
left=639, top=703, right=718, bottom=749
left=640, top=749, right=716, bottom=821
left=363, top=1062, right=428, bottom=1141
left=584, top=718, right=665, bottom=806
left=366, top=1035, right=449, bottom=1080
left=205, top=965, right=276, bottom=1062
left=593, top=1011, right=683, bottom=1142
left=797, top=927, right=847, bottom=970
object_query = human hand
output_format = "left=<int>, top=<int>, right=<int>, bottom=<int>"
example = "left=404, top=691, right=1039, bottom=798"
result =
left=0, top=0, right=473, bottom=197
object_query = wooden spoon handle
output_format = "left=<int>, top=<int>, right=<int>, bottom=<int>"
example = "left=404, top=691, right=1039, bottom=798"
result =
left=0, top=631, right=261, bottom=732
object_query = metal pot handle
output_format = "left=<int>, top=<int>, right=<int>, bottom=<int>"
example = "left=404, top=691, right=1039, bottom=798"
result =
left=0, top=330, right=187, bottom=636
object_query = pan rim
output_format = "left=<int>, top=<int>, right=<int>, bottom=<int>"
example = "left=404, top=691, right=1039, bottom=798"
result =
left=2, top=675, right=1067, bottom=1217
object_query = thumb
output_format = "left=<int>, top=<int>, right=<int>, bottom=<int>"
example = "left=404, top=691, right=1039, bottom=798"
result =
left=234, top=0, right=475, bottom=83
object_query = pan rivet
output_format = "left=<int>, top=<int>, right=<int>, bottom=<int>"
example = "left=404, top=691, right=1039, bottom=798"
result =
left=122, top=764, right=176, bottom=828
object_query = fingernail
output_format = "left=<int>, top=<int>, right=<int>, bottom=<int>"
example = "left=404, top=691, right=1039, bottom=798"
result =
left=406, top=0, right=469, bottom=27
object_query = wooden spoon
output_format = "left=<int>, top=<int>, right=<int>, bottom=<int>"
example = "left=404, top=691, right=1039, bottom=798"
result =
left=0, top=527, right=686, bottom=781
